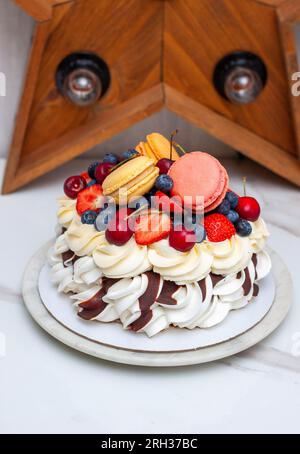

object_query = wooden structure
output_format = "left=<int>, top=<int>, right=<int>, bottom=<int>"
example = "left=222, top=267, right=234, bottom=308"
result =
left=3, top=0, right=300, bottom=193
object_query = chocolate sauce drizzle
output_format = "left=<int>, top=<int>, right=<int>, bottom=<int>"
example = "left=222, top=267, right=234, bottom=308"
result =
left=197, top=278, right=207, bottom=302
left=130, top=272, right=161, bottom=332
left=156, top=280, right=179, bottom=306
left=78, top=277, right=120, bottom=320
left=62, top=250, right=79, bottom=267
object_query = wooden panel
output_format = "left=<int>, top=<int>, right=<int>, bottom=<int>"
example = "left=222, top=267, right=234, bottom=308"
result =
left=13, top=0, right=71, bottom=21
left=165, top=84, right=300, bottom=186
left=164, top=0, right=297, bottom=155
left=2, top=21, right=50, bottom=194
left=277, top=1, right=300, bottom=159
left=20, top=0, right=163, bottom=159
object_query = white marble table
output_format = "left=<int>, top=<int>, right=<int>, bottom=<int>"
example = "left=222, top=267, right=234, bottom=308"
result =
left=0, top=156, right=300, bottom=434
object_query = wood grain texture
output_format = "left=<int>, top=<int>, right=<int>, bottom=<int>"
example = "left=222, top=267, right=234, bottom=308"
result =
left=277, top=1, right=300, bottom=159
left=2, top=21, right=50, bottom=194
left=21, top=0, right=163, bottom=157
left=8, top=84, right=164, bottom=193
left=165, top=84, right=300, bottom=186
left=164, top=0, right=296, bottom=155
left=13, top=0, right=71, bottom=21
left=4, top=0, right=300, bottom=192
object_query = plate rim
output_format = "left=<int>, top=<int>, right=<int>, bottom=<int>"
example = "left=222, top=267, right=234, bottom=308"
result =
left=22, top=240, right=292, bottom=367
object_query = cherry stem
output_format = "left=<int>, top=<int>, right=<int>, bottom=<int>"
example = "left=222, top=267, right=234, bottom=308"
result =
left=174, top=141, right=187, bottom=155
left=170, top=129, right=178, bottom=161
left=243, top=176, right=247, bottom=196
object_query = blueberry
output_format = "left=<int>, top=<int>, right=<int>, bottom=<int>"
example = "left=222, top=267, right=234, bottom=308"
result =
left=128, top=196, right=149, bottom=211
left=194, top=224, right=206, bottom=243
left=122, top=149, right=139, bottom=160
left=226, top=210, right=239, bottom=224
left=87, top=179, right=97, bottom=187
left=155, top=174, right=174, bottom=192
left=81, top=210, right=98, bottom=225
left=103, top=153, right=119, bottom=165
left=87, top=162, right=100, bottom=179
left=225, top=191, right=239, bottom=209
left=216, top=199, right=230, bottom=215
left=95, top=206, right=116, bottom=231
left=183, top=212, right=202, bottom=230
left=236, top=219, right=252, bottom=237
left=145, top=188, right=157, bottom=204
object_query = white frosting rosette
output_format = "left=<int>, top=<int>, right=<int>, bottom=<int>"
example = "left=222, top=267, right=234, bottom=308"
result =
left=57, top=196, right=77, bottom=228
left=148, top=239, right=213, bottom=283
left=93, top=237, right=151, bottom=278
left=65, top=216, right=105, bottom=256
left=249, top=218, right=270, bottom=253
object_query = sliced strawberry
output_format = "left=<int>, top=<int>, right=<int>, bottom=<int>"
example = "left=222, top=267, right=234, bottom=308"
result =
left=134, top=210, right=171, bottom=245
left=80, top=171, right=92, bottom=184
left=153, top=191, right=183, bottom=214
left=204, top=213, right=236, bottom=242
left=76, top=184, right=104, bottom=215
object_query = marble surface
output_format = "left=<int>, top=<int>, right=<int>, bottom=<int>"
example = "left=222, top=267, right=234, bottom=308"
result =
left=0, top=156, right=300, bottom=433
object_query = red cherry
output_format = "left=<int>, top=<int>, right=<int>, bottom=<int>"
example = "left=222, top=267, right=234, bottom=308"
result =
left=94, top=162, right=115, bottom=184
left=169, top=226, right=196, bottom=252
left=156, top=158, right=174, bottom=175
left=236, top=196, right=260, bottom=222
left=105, top=208, right=134, bottom=246
left=64, top=175, right=86, bottom=199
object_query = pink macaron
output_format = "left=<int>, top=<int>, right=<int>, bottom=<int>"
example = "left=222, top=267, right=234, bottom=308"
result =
left=168, top=152, right=228, bottom=212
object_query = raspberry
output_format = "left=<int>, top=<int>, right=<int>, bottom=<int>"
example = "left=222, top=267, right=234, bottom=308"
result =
left=204, top=213, right=236, bottom=242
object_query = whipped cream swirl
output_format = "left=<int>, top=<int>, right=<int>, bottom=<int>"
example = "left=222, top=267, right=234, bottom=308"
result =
left=206, top=235, right=252, bottom=275
left=93, top=237, right=151, bottom=278
left=148, top=239, right=213, bottom=283
left=57, top=196, right=77, bottom=228
left=66, top=216, right=105, bottom=256
left=249, top=218, right=270, bottom=253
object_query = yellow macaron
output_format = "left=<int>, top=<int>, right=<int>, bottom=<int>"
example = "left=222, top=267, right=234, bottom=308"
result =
left=102, top=155, right=159, bottom=204
left=136, top=133, right=180, bottom=163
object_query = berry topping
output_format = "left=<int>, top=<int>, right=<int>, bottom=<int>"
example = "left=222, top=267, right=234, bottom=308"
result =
left=105, top=208, right=134, bottom=246
left=128, top=196, right=149, bottom=211
left=64, top=175, right=86, bottom=199
left=226, top=210, right=239, bottom=224
left=122, top=149, right=139, bottom=160
left=76, top=184, right=103, bottom=215
left=155, top=174, right=174, bottom=193
left=156, top=158, right=174, bottom=175
left=235, top=219, right=252, bottom=237
left=236, top=196, right=260, bottom=222
left=81, top=210, right=98, bottom=225
left=153, top=191, right=183, bottom=214
left=88, top=162, right=100, bottom=179
left=94, top=162, right=114, bottom=184
left=87, top=179, right=97, bottom=187
left=95, top=205, right=116, bottom=232
left=134, top=211, right=171, bottom=245
left=103, top=153, right=119, bottom=165
left=225, top=191, right=239, bottom=209
left=216, top=199, right=230, bottom=215
left=194, top=224, right=206, bottom=243
left=169, top=226, right=196, bottom=252
left=80, top=171, right=92, bottom=184
left=204, top=213, right=236, bottom=242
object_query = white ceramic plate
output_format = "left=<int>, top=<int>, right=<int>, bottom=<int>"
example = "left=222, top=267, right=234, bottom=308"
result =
left=22, top=241, right=292, bottom=366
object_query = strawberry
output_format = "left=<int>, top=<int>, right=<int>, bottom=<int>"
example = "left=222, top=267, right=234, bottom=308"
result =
left=204, top=213, right=236, bottom=242
left=153, top=191, right=183, bottom=214
left=80, top=171, right=92, bottom=184
left=134, top=210, right=171, bottom=245
left=76, top=184, right=103, bottom=215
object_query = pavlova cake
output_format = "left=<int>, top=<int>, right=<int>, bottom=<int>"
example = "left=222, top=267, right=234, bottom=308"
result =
left=48, top=133, right=271, bottom=337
